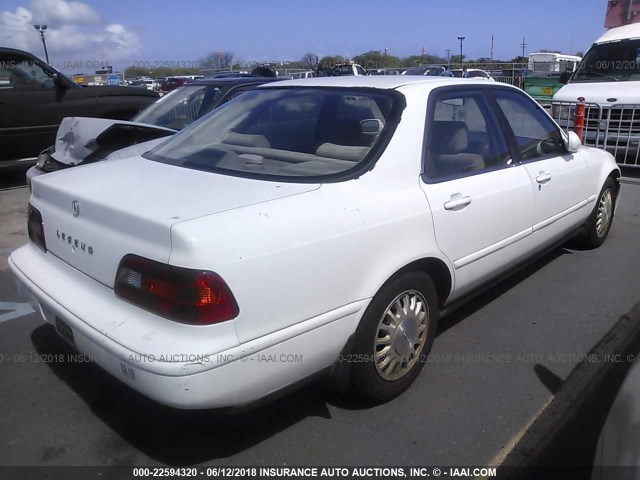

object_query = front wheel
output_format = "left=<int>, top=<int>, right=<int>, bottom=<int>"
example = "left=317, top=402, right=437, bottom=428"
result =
left=580, top=178, right=617, bottom=249
left=349, top=271, right=439, bottom=403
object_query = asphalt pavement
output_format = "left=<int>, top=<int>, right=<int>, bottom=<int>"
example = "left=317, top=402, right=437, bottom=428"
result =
left=1, top=176, right=639, bottom=470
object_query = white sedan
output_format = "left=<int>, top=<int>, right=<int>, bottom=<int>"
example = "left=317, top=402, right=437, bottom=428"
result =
left=10, top=76, right=620, bottom=409
left=451, top=68, right=496, bottom=80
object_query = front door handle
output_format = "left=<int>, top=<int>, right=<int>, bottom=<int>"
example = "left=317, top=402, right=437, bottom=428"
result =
left=444, top=194, right=472, bottom=211
left=536, top=172, right=552, bottom=184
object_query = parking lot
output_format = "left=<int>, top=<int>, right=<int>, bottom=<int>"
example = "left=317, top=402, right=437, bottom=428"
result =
left=1, top=172, right=640, bottom=468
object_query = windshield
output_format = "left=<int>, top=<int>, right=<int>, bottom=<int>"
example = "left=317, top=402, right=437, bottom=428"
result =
left=144, top=87, right=401, bottom=181
left=572, top=39, right=640, bottom=82
left=132, top=85, right=223, bottom=130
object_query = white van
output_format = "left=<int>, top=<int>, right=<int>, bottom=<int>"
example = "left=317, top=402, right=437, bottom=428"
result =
left=551, top=23, right=640, bottom=166
left=528, top=52, right=582, bottom=73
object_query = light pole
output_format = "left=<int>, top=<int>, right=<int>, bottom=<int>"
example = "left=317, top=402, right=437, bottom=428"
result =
left=457, top=36, right=465, bottom=64
left=34, top=25, right=49, bottom=64
left=445, top=49, right=451, bottom=66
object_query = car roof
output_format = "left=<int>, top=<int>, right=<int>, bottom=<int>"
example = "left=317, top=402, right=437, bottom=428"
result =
left=0, top=47, right=41, bottom=58
left=187, top=76, right=282, bottom=87
left=257, top=75, right=509, bottom=90
left=596, top=23, right=640, bottom=44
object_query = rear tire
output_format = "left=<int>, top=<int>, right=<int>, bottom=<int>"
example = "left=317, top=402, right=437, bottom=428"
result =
left=349, top=271, right=439, bottom=403
left=580, top=178, right=617, bottom=249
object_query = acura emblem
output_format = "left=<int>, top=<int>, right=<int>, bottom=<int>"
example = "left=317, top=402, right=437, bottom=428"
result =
left=72, top=200, right=80, bottom=217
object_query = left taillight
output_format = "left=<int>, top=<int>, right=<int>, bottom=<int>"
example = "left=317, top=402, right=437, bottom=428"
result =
left=114, top=254, right=239, bottom=325
left=28, top=204, right=46, bottom=252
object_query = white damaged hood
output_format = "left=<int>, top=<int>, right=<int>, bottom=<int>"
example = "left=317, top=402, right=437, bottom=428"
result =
left=51, top=117, right=177, bottom=165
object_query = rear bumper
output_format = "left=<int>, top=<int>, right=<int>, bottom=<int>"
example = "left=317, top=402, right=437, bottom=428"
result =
left=9, top=244, right=364, bottom=409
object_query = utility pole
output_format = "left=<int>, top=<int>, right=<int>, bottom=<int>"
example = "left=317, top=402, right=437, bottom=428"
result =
left=457, top=36, right=465, bottom=64
left=490, top=34, right=494, bottom=62
left=33, top=25, right=49, bottom=63
left=421, top=46, right=425, bottom=60
left=520, top=36, right=527, bottom=62
left=445, top=49, right=451, bottom=66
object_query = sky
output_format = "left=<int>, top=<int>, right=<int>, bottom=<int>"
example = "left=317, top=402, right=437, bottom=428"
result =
left=0, top=0, right=609, bottom=73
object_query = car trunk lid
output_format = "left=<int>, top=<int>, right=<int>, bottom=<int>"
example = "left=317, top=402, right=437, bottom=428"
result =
left=30, top=156, right=319, bottom=288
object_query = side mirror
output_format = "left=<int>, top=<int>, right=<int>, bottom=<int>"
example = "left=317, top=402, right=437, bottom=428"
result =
left=52, top=73, right=68, bottom=90
left=360, top=119, right=383, bottom=135
left=564, top=131, right=582, bottom=153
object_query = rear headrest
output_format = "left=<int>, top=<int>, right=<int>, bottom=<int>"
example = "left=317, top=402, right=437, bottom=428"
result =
left=430, top=121, right=469, bottom=154
left=315, top=143, right=369, bottom=162
left=222, top=133, right=271, bottom=148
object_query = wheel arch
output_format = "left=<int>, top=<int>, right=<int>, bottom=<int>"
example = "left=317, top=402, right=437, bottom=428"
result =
left=608, top=169, right=621, bottom=196
left=376, top=257, right=453, bottom=308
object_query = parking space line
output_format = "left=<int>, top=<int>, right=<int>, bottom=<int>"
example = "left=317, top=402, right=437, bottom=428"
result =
left=0, top=301, right=35, bottom=323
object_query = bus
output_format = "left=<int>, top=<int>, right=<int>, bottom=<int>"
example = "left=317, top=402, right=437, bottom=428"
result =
left=528, top=52, right=582, bottom=73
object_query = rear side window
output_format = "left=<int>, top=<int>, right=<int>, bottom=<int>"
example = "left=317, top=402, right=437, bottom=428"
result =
left=492, top=89, right=565, bottom=161
left=424, top=89, right=510, bottom=180
left=145, top=87, right=402, bottom=181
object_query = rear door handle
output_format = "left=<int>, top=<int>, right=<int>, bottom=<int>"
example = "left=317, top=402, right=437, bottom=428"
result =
left=444, top=194, right=472, bottom=211
left=536, top=172, right=552, bottom=184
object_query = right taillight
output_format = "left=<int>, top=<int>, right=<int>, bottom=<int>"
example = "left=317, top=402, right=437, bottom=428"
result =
left=28, top=204, right=46, bottom=252
left=114, top=254, right=239, bottom=325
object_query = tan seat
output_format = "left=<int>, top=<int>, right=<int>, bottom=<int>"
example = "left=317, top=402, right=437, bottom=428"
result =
left=428, top=121, right=485, bottom=177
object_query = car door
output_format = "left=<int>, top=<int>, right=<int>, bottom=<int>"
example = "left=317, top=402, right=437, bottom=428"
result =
left=420, top=87, right=534, bottom=300
left=0, top=52, right=95, bottom=162
left=490, top=89, right=589, bottom=244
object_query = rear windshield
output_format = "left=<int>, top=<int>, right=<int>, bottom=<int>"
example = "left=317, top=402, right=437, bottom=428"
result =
left=144, top=87, right=402, bottom=182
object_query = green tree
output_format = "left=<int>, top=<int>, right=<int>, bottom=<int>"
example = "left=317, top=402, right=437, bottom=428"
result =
left=402, top=55, right=423, bottom=67
left=353, top=50, right=400, bottom=69
left=123, top=66, right=150, bottom=78
left=319, top=55, right=345, bottom=66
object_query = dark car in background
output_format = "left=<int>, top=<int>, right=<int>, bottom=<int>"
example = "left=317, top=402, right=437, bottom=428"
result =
left=0, top=47, right=158, bottom=167
left=136, top=75, right=280, bottom=130
left=27, top=74, right=281, bottom=183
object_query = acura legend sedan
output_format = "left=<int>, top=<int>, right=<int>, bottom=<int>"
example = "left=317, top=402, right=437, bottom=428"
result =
left=10, top=76, right=620, bottom=409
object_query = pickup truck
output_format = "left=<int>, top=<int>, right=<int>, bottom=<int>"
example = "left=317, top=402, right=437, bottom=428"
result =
left=0, top=47, right=158, bottom=167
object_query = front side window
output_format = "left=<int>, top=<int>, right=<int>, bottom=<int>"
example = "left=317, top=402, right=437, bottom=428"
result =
left=0, top=54, right=55, bottom=90
left=492, top=89, right=565, bottom=161
left=145, top=87, right=401, bottom=181
left=424, top=89, right=510, bottom=180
